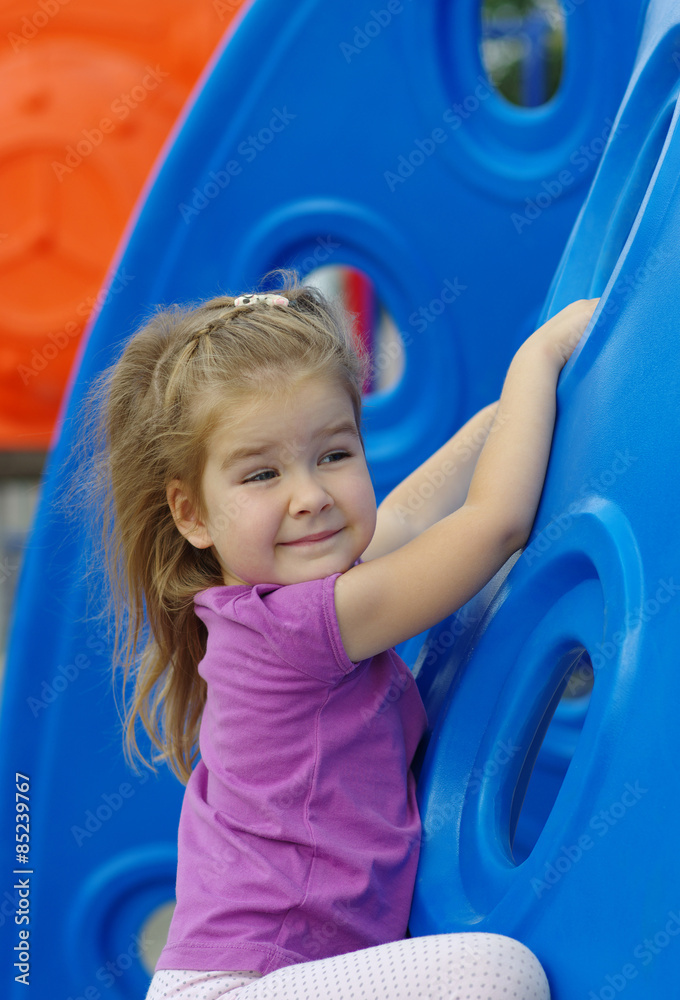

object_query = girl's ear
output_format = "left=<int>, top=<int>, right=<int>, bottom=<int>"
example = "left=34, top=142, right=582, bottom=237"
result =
left=166, top=480, right=213, bottom=549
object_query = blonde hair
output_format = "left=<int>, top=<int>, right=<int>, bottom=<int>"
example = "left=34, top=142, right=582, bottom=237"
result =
left=75, top=269, right=369, bottom=783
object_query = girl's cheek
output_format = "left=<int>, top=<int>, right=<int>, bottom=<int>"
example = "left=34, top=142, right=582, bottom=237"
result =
left=243, top=495, right=276, bottom=528
left=213, top=489, right=250, bottom=531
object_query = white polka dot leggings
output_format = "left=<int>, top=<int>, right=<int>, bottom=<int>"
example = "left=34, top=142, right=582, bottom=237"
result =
left=146, top=933, right=550, bottom=999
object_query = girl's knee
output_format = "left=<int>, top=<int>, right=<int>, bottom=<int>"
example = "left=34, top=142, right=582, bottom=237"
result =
left=436, top=932, right=549, bottom=998
left=482, top=934, right=550, bottom=998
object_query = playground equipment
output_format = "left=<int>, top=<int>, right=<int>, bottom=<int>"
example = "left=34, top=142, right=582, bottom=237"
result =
left=0, top=0, right=233, bottom=452
left=412, top=2, right=680, bottom=996
left=0, top=1, right=664, bottom=997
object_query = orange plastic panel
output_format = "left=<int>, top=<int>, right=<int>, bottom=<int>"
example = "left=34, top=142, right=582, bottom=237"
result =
left=0, top=0, right=243, bottom=452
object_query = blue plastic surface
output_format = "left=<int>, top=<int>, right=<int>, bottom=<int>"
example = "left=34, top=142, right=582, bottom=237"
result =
left=0, top=1, right=651, bottom=997
left=411, top=2, right=680, bottom=996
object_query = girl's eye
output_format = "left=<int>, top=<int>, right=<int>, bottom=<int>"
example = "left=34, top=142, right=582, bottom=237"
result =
left=320, top=450, right=350, bottom=464
left=243, top=469, right=278, bottom=484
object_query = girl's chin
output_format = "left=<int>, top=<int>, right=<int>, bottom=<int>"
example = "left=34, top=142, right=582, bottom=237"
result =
left=221, top=553, right=359, bottom=587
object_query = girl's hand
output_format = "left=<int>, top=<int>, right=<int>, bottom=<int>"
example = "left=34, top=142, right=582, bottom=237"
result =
left=334, top=296, right=600, bottom=662
left=531, top=298, right=600, bottom=369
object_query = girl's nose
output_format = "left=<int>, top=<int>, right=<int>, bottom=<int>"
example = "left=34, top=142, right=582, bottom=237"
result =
left=288, top=472, right=334, bottom=517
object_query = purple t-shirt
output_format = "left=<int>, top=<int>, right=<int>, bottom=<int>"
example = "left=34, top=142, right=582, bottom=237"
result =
left=156, top=571, right=428, bottom=975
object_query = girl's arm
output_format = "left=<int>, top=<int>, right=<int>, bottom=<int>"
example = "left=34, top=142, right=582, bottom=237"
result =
left=362, top=401, right=499, bottom=561
left=336, top=298, right=598, bottom=663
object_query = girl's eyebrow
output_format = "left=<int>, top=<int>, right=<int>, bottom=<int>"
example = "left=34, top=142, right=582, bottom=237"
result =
left=322, top=420, right=360, bottom=439
left=220, top=422, right=358, bottom=471
left=220, top=444, right=270, bottom=470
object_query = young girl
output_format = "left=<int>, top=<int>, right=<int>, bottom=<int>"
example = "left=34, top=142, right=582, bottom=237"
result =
left=87, top=271, right=597, bottom=999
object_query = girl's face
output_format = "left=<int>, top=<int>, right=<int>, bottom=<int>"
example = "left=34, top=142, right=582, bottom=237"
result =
left=168, top=376, right=377, bottom=587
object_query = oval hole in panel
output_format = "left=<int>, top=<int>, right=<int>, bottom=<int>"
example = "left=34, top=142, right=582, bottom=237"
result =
left=511, top=645, right=593, bottom=863
left=303, top=264, right=405, bottom=396
left=138, top=900, right=176, bottom=975
left=590, top=101, right=676, bottom=296
left=480, top=0, right=565, bottom=108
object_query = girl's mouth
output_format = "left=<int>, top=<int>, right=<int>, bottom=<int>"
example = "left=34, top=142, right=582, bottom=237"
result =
left=280, top=529, right=342, bottom=546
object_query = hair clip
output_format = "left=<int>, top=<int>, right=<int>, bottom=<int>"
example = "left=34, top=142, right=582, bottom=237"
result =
left=233, top=293, right=289, bottom=309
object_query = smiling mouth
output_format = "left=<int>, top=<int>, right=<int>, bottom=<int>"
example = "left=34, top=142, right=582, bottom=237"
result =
left=280, top=529, right=342, bottom=546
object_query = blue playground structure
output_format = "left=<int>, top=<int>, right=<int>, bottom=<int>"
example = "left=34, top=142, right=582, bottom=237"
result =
left=2, top=0, right=677, bottom=996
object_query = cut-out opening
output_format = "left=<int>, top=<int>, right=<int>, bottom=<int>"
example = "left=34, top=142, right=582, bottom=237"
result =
left=590, top=101, right=676, bottom=296
left=138, top=900, right=176, bottom=975
left=561, top=649, right=594, bottom=700
left=511, top=645, right=593, bottom=863
left=480, top=0, right=564, bottom=107
left=303, top=264, right=405, bottom=396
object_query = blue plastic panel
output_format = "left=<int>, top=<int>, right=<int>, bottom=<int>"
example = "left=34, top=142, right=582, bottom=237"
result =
left=0, top=1, right=645, bottom=997
left=411, top=3, right=680, bottom=997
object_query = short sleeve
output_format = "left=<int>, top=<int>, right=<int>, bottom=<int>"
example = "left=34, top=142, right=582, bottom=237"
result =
left=228, top=574, right=363, bottom=683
